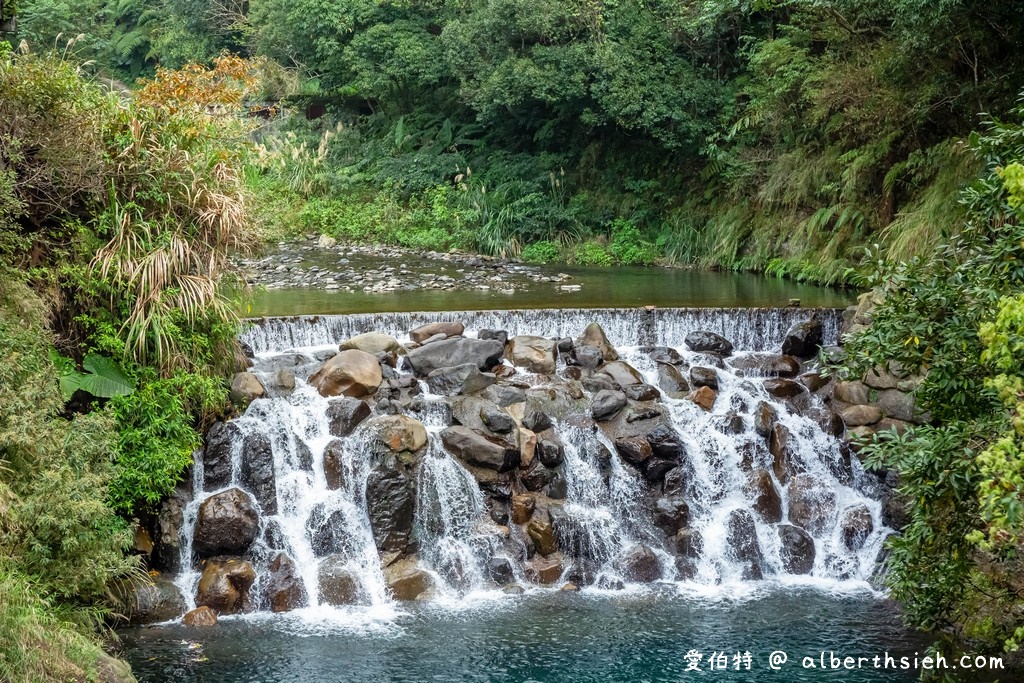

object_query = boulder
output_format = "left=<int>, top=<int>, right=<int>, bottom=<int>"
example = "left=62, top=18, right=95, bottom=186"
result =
left=406, top=338, right=504, bottom=375
left=195, top=558, right=256, bottom=614
left=488, top=557, right=515, bottom=585
left=240, top=430, right=277, bottom=515
left=426, top=364, right=496, bottom=395
left=193, top=489, right=260, bottom=558
left=684, top=331, right=733, bottom=356
left=778, top=524, right=815, bottom=574
left=511, top=494, right=536, bottom=524
left=202, top=421, right=238, bottom=491
left=753, top=401, right=777, bottom=438
left=725, top=509, right=764, bottom=580
left=877, top=389, right=923, bottom=423
left=675, top=528, right=703, bottom=559
left=657, top=363, right=690, bottom=398
left=653, top=497, right=690, bottom=535
left=800, top=372, right=831, bottom=392
left=687, top=386, right=717, bottom=411
left=264, top=553, right=307, bottom=613
left=478, top=328, right=509, bottom=345
left=645, top=346, right=684, bottom=365
left=182, top=606, right=218, bottom=627
left=340, top=332, right=404, bottom=356
left=729, top=354, right=800, bottom=378
left=366, top=414, right=427, bottom=453
left=689, top=366, right=719, bottom=390
left=839, top=404, right=883, bottom=427
left=481, top=384, right=527, bottom=407
left=309, top=349, right=383, bottom=398
left=571, top=345, right=604, bottom=369
left=768, top=424, right=801, bottom=483
left=508, top=335, right=558, bottom=374
left=384, top=558, right=433, bottom=600
left=616, top=545, right=662, bottom=582
left=527, top=509, right=558, bottom=557
left=840, top=505, right=874, bottom=551
left=318, top=556, right=362, bottom=606
left=154, top=485, right=189, bottom=572
left=644, top=424, right=686, bottom=460
left=230, top=372, right=265, bottom=404
left=525, top=557, right=564, bottom=584
left=833, top=380, right=870, bottom=405
left=481, top=404, right=517, bottom=434
left=441, top=426, right=521, bottom=472
left=614, top=436, right=652, bottom=467
left=788, top=474, right=837, bottom=535
left=537, top=434, right=566, bottom=468
left=576, top=322, right=619, bottom=361
left=763, top=378, right=805, bottom=399
left=523, top=409, right=553, bottom=433
left=326, top=397, right=372, bottom=437
left=125, top=576, right=186, bottom=624
left=598, top=361, right=644, bottom=388
left=591, top=390, right=627, bottom=421
left=322, top=439, right=346, bottom=490
left=748, top=469, right=783, bottom=523
left=781, top=319, right=824, bottom=358
left=410, top=321, right=465, bottom=344
left=366, top=453, right=417, bottom=552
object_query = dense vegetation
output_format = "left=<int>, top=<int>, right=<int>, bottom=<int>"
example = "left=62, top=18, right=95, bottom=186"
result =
left=0, top=45, right=257, bottom=680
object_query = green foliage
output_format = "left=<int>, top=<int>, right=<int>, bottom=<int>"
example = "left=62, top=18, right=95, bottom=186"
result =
left=52, top=351, right=135, bottom=402
left=572, top=241, right=612, bottom=267
left=520, top=240, right=561, bottom=263
left=608, top=220, right=656, bottom=266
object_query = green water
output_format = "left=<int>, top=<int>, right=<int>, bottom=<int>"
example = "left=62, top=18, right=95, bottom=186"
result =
left=249, top=262, right=852, bottom=317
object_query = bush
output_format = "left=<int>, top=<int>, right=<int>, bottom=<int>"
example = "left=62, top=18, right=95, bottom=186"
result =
left=521, top=240, right=562, bottom=263
left=608, top=219, right=658, bottom=265
left=572, top=241, right=613, bottom=266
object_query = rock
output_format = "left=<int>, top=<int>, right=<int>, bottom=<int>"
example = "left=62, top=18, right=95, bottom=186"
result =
left=687, top=386, right=717, bottom=411
left=309, top=349, right=383, bottom=398
left=508, top=335, right=557, bottom=374
left=511, top=494, right=536, bottom=524
left=778, top=524, right=815, bottom=574
left=616, top=545, right=662, bottom=582
left=410, top=321, right=465, bottom=344
left=877, top=389, right=922, bottom=423
left=614, top=436, right=652, bottom=467
left=317, top=234, right=337, bottom=248
left=781, top=319, right=824, bottom=357
left=441, top=426, right=521, bottom=472
left=748, top=469, right=783, bottom=523
left=653, top=497, right=689, bottom=534
left=326, top=397, right=372, bottom=437
left=481, top=404, right=516, bottom=434
left=684, top=331, right=733, bottom=356
left=478, top=329, right=509, bottom=345
left=591, top=390, right=627, bottom=421
left=576, top=322, right=619, bottom=361
left=340, top=332, right=404, bottom=356
left=645, top=346, right=684, bottom=365
left=689, top=366, right=719, bottom=390
left=202, top=421, right=237, bottom=491
left=518, top=428, right=538, bottom=467
left=406, top=338, right=504, bottom=375
left=537, top=434, right=566, bottom=468
left=182, top=606, right=218, bottom=627
left=427, top=364, right=496, bottom=395
left=520, top=459, right=555, bottom=492
left=230, top=372, right=265, bottom=404
left=675, top=528, right=703, bottom=559
left=366, top=453, right=417, bottom=552
left=318, top=556, right=362, bottom=606
left=788, top=474, right=837, bottom=535
left=125, top=576, right=185, bottom=623
left=525, top=557, right=563, bottom=584
left=488, top=557, right=515, bottom=585
left=322, top=439, right=346, bottom=490
left=753, top=401, right=777, bottom=438
left=196, top=558, right=256, bottom=614
left=768, top=424, right=801, bottom=483
left=645, top=424, right=686, bottom=460
left=154, top=485, right=189, bottom=572
left=763, top=378, right=805, bottom=399
left=726, top=509, right=764, bottom=580
left=367, top=414, right=427, bottom=452
left=572, top=345, right=604, bottom=369
left=240, top=430, right=277, bottom=515
left=839, top=404, right=883, bottom=427
left=800, top=372, right=831, bottom=392
left=527, top=509, right=558, bottom=556
left=193, top=489, right=260, bottom=558
left=657, top=363, right=690, bottom=398
left=384, top=558, right=433, bottom=600
left=598, top=361, right=644, bottom=388
left=481, top=384, right=527, bottom=407
left=840, top=505, right=874, bottom=550
left=729, top=354, right=800, bottom=378
left=833, top=381, right=870, bottom=405
left=523, top=409, right=553, bottom=433
left=264, top=553, right=307, bottom=612
left=876, top=418, right=912, bottom=435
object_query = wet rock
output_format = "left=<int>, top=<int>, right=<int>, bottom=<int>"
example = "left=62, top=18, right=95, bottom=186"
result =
left=410, top=321, right=465, bottom=344
left=839, top=404, right=883, bottom=427
left=800, top=372, right=831, bottom=392
left=426, top=364, right=497, bottom=395
left=781, top=319, right=824, bottom=358
left=584, top=374, right=619, bottom=393
left=616, top=545, right=663, bottom=582
left=124, top=576, right=185, bottom=624
left=318, top=557, right=362, bottom=606
left=481, top=404, right=516, bottom=434
left=729, top=354, right=800, bottom=378
left=598, top=361, right=644, bottom=388
left=480, top=384, right=527, bottom=408
left=441, top=426, right=521, bottom=472
left=196, top=558, right=256, bottom=614
left=675, top=528, right=703, bottom=559
left=240, top=431, right=277, bottom=515
left=778, top=524, right=815, bottom=574
left=748, top=469, right=783, bottom=523
left=264, top=553, right=307, bottom=612
left=478, top=328, right=508, bottom=345
left=788, top=474, right=837, bottom=535
left=523, top=409, right=553, bottom=433
left=715, top=411, right=746, bottom=435
left=643, top=424, right=685, bottom=460
left=154, top=485, right=189, bottom=572
left=545, top=472, right=568, bottom=499
left=340, top=332, right=404, bottom=355
left=768, top=424, right=800, bottom=484
left=183, top=606, right=218, bottom=627
left=488, top=557, right=515, bottom=585
left=614, top=436, right=652, bottom=467
left=367, top=414, right=427, bottom=453
left=384, top=558, right=433, bottom=600
left=663, top=466, right=687, bottom=496
left=576, top=322, right=619, bottom=361
left=525, top=557, right=564, bottom=584
left=840, top=505, right=874, bottom=551
left=591, top=390, right=627, bottom=421
left=689, top=366, right=719, bottom=390
left=763, top=378, right=805, bottom=399
left=684, top=331, right=733, bottom=356
left=203, top=421, right=238, bottom=491
left=528, top=509, right=558, bottom=556
left=230, top=372, right=265, bottom=405
left=511, top=494, right=535, bottom=524
left=309, top=349, right=383, bottom=398
left=193, top=488, right=260, bottom=558
left=571, top=345, right=604, bottom=369
left=657, top=363, right=690, bottom=398
left=366, top=453, right=417, bottom=552
left=833, top=380, right=869, bottom=405
left=653, top=497, right=689, bottom=534
left=406, top=337, right=504, bottom=375
left=520, top=459, right=555, bottom=491
left=537, top=434, right=566, bottom=468
left=645, top=346, right=684, bottom=365
left=624, top=384, right=660, bottom=402
left=489, top=498, right=510, bottom=525
left=687, top=386, right=717, bottom=411
left=518, top=428, right=538, bottom=468
left=326, top=397, right=372, bottom=437
left=508, top=335, right=557, bottom=374
left=322, top=439, right=346, bottom=490
left=726, top=509, right=764, bottom=580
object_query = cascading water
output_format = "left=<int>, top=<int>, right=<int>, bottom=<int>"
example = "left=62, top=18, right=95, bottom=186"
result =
left=170, top=306, right=889, bottom=624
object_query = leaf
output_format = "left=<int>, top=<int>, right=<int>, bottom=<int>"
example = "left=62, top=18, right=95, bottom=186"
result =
left=56, top=353, right=136, bottom=401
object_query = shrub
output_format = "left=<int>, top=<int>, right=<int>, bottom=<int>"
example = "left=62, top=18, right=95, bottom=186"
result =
left=608, top=219, right=658, bottom=265
left=572, top=241, right=613, bottom=266
left=520, top=240, right=562, bottom=263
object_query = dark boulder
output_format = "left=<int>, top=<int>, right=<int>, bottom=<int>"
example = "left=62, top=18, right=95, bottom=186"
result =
left=729, top=354, right=801, bottom=378
left=537, top=434, right=566, bottom=468
left=591, top=390, right=627, bottom=421
left=124, top=576, right=186, bottom=624
left=725, top=509, right=764, bottom=580
left=753, top=401, right=777, bottom=438
left=322, top=439, right=346, bottom=490
left=576, top=322, right=619, bottom=361
left=426, top=363, right=497, bottom=396
left=240, top=431, right=276, bottom=515
left=326, top=397, right=372, bottom=437
left=203, top=421, right=238, bottom=491
left=264, top=553, right=307, bottom=613
left=318, top=556, right=363, bottom=606
left=571, top=345, right=604, bottom=369
left=689, top=366, right=720, bottom=390
left=781, top=319, right=824, bottom=358
left=616, top=545, right=663, bottom=582
left=684, top=331, right=734, bottom=356
left=675, top=528, right=703, bottom=559
left=193, top=489, right=259, bottom=558
left=778, top=524, right=815, bottom=575
left=441, top=426, right=521, bottom=472
left=763, top=378, right=806, bottom=399
left=748, top=469, right=783, bottom=523
left=653, top=497, right=690, bottom=535
left=645, top=346, right=684, bottom=365
left=406, top=337, right=504, bottom=375
left=840, top=505, right=874, bottom=551
left=195, top=558, right=255, bottom=614
left=657, top=363, right=690, bottom=398
left=788, top=474, right=837, bottom=535
left=614, top=436, right=652, bottom=467
left=487, top=557, right=515, bottom=585
left=523, top=409, right=553, bottom=433
left=366, top=453, right=417, bottom=552
left=478, top=328, right=508, bottom=345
